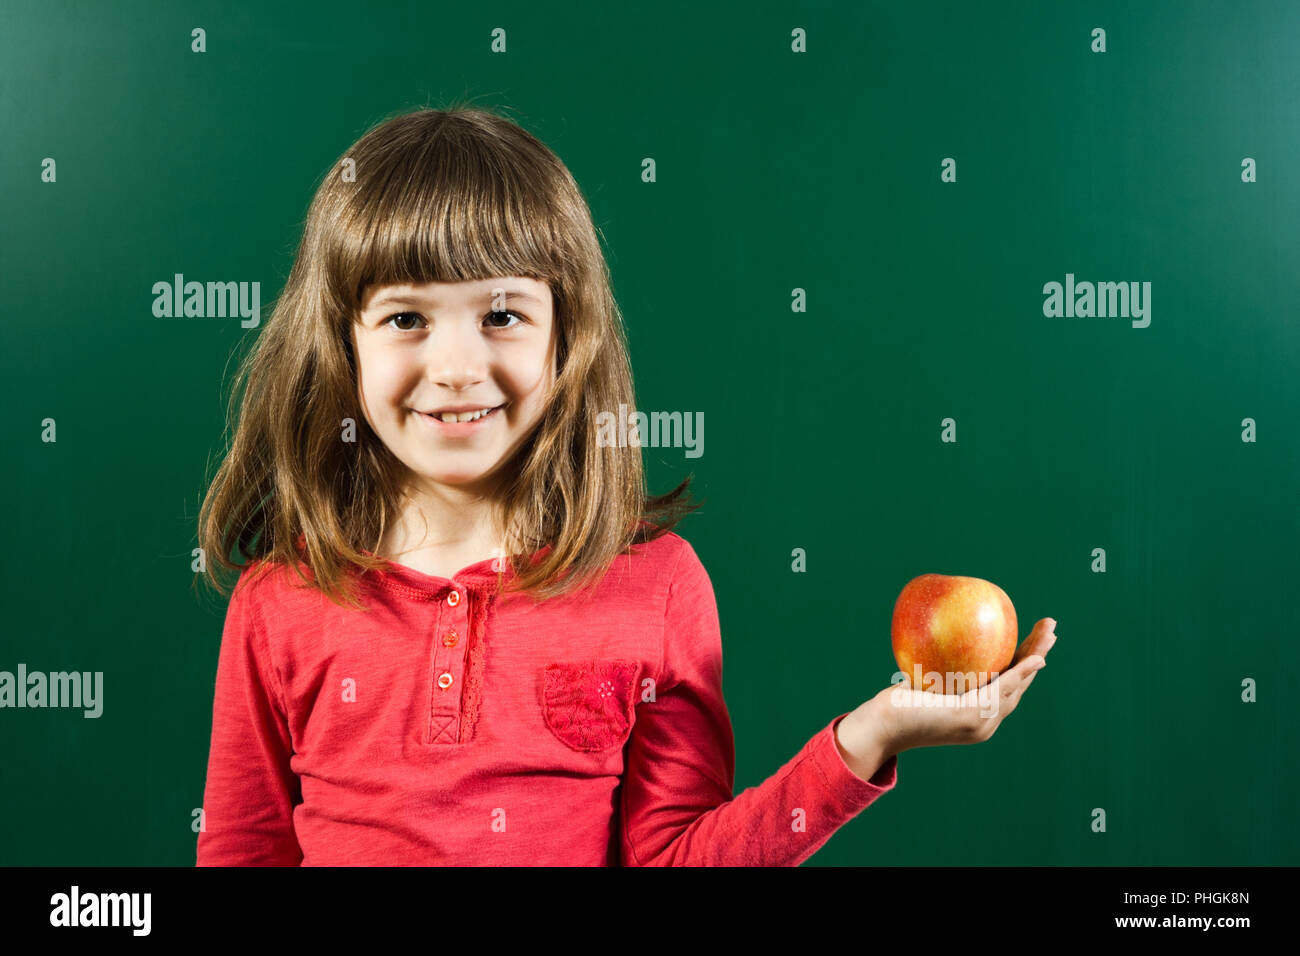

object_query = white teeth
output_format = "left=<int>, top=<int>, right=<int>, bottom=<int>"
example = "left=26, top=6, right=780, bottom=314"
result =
left=434, top=407, right=496, bottom=423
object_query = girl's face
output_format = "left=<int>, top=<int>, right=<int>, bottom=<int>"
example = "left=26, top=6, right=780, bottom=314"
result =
left=352, top=276, right=557, bottom=499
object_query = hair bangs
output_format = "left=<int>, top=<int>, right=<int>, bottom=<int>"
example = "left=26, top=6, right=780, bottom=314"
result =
left=330, top=116, right=571, bottom=315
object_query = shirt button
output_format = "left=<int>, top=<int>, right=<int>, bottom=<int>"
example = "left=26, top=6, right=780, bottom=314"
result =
left=446, top=589, right=461, bottom=607
left=442, top=629, right=459, bottom=648
left=437, top=672, right=454, bottom=690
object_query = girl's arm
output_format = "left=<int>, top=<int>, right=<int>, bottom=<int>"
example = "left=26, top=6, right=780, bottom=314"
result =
left=196, top=567, right=304, bottom=866
left=618, top=540, right=898, bottom=866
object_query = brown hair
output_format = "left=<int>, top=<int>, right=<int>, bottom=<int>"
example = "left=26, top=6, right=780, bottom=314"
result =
left=195, top=102, right=701, bottom=610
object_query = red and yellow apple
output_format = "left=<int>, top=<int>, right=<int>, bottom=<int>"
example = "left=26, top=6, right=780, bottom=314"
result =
left=891, top=574, right=1017, bottom=694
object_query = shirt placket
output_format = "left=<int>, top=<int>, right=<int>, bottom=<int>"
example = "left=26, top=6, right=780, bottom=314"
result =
left=427, top=584, right=469, bottom=745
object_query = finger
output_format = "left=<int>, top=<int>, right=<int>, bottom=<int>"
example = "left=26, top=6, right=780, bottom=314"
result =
left=1024, top=619, right=1055, bottom=658
left=994, top=664, right=1040, bottom=717
left=960, top=650, right=1044, bottom=708
left=1015, top=662, right=1044, bottom=698
left=999, top=674, right=1034, bottom=720
left=1000, top=654, right=1044, bottom=697
left=1012, top=618, right=1057, bottom=665
left=1013, top=664, right=1040, bottom=696
left=972, top=659, right=1030, bottom=706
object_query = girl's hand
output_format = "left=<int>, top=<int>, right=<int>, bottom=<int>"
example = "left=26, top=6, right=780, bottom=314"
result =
left=835, top=618, right=1058, bottom=778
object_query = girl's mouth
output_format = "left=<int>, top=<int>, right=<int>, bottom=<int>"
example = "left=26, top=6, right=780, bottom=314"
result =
left=415, top=404, right=505, bottom=432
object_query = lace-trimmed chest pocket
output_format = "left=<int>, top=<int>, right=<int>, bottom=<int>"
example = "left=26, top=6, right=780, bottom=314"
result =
left=541, top=658, right=640, bottom=753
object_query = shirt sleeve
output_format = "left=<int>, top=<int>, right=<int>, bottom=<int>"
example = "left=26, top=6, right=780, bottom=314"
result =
left=196, top=565, right=304, bottom=866
left=618, top=537, right=899, bottom=866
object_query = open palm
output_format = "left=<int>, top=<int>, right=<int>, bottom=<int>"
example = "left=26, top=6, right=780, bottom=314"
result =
left=870, top=618, right=1059, bottom=752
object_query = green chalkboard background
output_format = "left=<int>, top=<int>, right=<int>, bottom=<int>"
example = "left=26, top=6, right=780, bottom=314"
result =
left=2, top=0, right=1296, bottom=866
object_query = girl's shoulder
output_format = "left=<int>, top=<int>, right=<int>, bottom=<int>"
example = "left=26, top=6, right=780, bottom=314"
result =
left=627, top=526, right=691, bottom=562
left=228, top=552, right=318, bottom=607
left=226, top=557, right=278, bottom=607
left=620, top=528, right=708, bottom=587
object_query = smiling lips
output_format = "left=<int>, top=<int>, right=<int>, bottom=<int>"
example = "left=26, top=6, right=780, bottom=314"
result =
left=417, top=404, right=505, bottom=427
left=428, top=406, right=499, bottom=423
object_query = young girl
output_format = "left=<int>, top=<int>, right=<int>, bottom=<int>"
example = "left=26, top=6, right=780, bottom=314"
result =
left=195, top=105, right=1057, bottom=866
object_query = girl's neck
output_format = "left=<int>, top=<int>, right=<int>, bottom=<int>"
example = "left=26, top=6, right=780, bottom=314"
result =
left=378, top=489, right=511, bottom=576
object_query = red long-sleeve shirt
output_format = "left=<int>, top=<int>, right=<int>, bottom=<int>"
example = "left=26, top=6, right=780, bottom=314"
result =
left=196, top=531, right=898, bottom=865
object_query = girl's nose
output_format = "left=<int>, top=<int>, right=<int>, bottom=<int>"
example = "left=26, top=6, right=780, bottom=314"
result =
left=427, top=320, right=491, bottom=384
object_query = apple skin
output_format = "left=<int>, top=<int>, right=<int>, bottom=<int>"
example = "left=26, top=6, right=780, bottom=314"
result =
left=891, top=574, right=1018, bottom=694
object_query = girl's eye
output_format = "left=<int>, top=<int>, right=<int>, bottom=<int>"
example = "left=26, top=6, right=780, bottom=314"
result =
left=386, top=312, right=423, bottom=332
left=484, top=309, right=525, bottom=329
left=383, top=310, right=525, bottom=332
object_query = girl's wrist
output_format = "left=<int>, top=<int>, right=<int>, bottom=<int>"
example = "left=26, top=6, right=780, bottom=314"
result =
left=834, top=700, right=897, bottom=782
